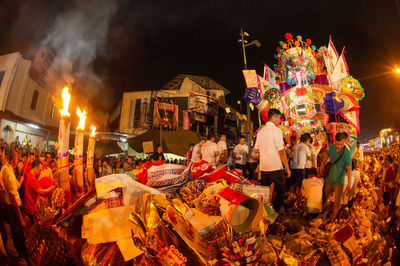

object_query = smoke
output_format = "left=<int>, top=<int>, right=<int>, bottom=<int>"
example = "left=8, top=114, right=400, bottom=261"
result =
left=44, top=0, right=116, bottom=84
left=40, top=0, right=117, bottom=129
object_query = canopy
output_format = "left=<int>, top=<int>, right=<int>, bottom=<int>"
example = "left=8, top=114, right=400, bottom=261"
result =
left=70, top=135, right=123, bottom=157
left=94, top=140, right=124, bottom=158
left=128, top=129, right=200, bottom=157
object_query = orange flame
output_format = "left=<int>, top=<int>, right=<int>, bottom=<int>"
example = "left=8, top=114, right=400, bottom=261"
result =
left=76, top=108, right=86, bottom=130
left=60, top=87, right=71, bottom=117
left=90, top=125, right=96, bottom=137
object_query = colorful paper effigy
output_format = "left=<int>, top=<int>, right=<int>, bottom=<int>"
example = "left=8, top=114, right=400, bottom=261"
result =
left=243, top=34, right=364, bottom=135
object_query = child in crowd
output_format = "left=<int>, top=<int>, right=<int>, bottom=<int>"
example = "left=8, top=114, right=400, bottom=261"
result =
left=302, top=167, right=324, bottom=216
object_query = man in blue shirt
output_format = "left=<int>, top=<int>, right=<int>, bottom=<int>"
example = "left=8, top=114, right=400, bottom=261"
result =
left=321, top=132, right=352, bottom=220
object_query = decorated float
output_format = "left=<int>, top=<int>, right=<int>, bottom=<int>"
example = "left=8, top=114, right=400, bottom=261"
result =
left=243, top=33, right=364, bottom=145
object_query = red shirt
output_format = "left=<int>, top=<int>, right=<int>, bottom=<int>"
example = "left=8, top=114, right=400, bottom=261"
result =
left=24, top=172, right=40, bottom=215
left=38, top=177, right=54, bottom=189
left=22, top=162, right=31, bottom=177
left=385, top=166, right=396, bottom=192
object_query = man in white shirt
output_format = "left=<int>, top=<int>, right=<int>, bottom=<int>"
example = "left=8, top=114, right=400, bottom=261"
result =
left=191, top=138, right=205, bottom=163
left=254, top=109, right=290, bottom=212
left=216, top=134, right=228, bottom=163
left=1, top=150, right=29, bottom=260
left=201, top=135, right=219, bottom=164
left=289, top=133, right=311, bottom=193
left=233, top=136, right=249, bottom=177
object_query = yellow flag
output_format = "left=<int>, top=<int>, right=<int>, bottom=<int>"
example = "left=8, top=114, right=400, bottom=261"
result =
left=249, top=103, right=254, bottom=111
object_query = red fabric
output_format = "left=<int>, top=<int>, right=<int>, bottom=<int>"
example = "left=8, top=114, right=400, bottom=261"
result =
left=143, top=161, right=153, bottom=169
left=38, top=177, right=54, bottom=189
left=152, top=160, right=164, bottom=166
left=202, top=165, right=227, bottom=182
left=333, top=224, right=354, bottom=243
left=224, top=171, right=240, bottom=184
left=385, top=166, right=396, bottom=192
left=136, top=171, right=148, bottom=184
left=191, top=160, right=213, bottom=178
left=219, top=187, right=250, bottom=206
left=24, top=173, right=40, bottom=215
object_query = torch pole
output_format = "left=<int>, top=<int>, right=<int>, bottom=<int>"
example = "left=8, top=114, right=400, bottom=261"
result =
left=58, top=115, right=71, bottom=206
left=74, top=129, right=84, bottom=197
left=86, top=135, right=96, bottom=189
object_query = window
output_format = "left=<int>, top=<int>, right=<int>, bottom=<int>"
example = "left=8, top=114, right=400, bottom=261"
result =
left=50, top=104, right=56, bottom=119
left=296, top=103, right=307, bottom=116
left=128, top=100, right=135, bottom=128
left=0, top=71, right=5, bottom=88
left=133, top=99, right=141, bottom=128
left=31, top=90, right=39, bottom=110
left=314, top=103, right=322, bottom=113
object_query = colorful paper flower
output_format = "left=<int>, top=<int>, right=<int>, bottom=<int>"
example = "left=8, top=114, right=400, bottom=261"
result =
left=295, top=87, right=307, bottom=97
left=306, top=38, right=312, bottom=45
left=285, top=33, right=293, bottom=41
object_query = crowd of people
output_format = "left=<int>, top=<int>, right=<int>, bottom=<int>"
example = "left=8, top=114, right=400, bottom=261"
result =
left=2, top=108, right=400, bottom=263
left=0, top=139, right=185, bottom=263
left=185, top=108, right=400, bottom=225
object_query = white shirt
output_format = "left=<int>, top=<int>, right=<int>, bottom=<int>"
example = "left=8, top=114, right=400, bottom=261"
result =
left=216, top=140, right=227, bottom=161
left=191, top=143, right=202, bottom=162
left=201, top=140, right=218, bottom=164
left=234, top=143, right=249, bottom=165
left=291, top=142, right=311, bottom=169
left=305, top=145, right=316, bottom=169
left=254, top=122, right=285, bottom=172
left=248, top=148, right=258, bottom=163
left=0, top=164, right=21, bottom=206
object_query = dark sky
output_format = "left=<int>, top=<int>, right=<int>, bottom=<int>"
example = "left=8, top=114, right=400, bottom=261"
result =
left=1, top=0, right=400, bottom=141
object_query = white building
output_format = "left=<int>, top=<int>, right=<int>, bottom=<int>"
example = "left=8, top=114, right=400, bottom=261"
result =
left=111, top=74, right=248, bottom=140
left=0, top=52, right=59, bottom=149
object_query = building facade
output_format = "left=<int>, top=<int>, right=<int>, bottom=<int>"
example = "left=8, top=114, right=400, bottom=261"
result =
left=113, top=74, right=249, bottom=141
left=0, top=52, right=59, bottom=149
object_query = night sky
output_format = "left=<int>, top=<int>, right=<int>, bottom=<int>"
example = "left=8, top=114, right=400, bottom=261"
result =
left=1, top=0, right=400, bottom=142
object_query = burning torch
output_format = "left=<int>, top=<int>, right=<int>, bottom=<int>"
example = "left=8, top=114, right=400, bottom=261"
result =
left=74, top=107, right=86, bottom=197
left=58, top=87, right=72, bottom=206
left=86, top=125, right=96, bottom=189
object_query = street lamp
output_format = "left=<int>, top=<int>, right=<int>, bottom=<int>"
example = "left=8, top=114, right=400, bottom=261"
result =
left=358, top=68, right=400, bottom=81
left=238, top=29, right=261, bottom=145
